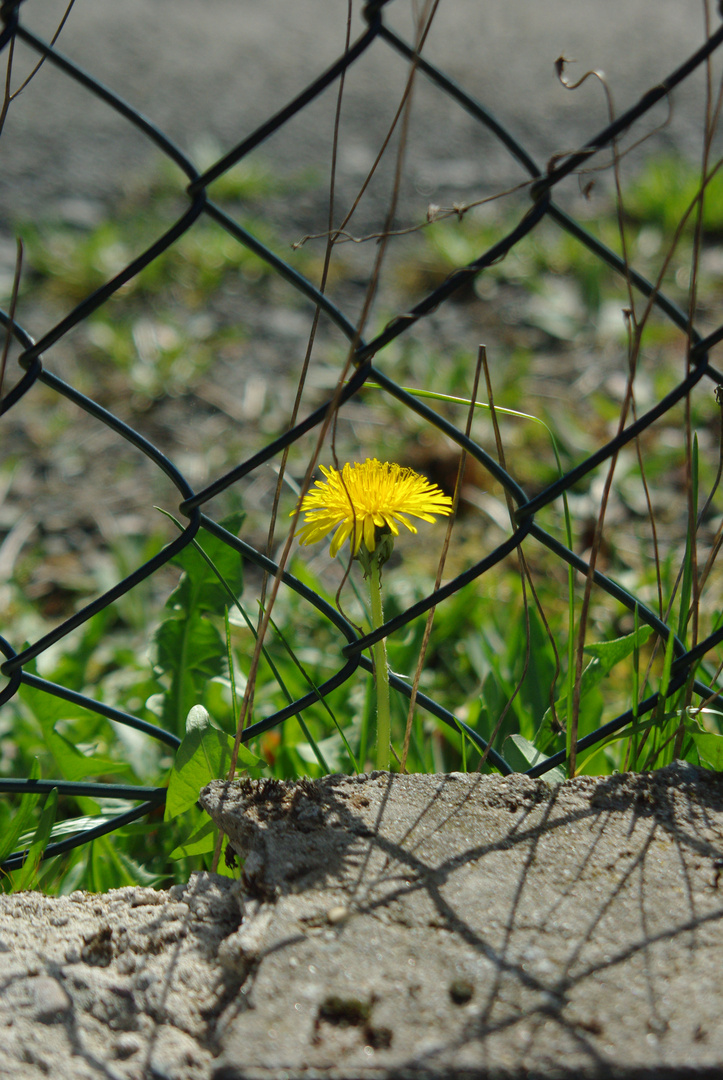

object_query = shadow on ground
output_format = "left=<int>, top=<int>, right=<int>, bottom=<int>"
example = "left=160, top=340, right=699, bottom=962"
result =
left=202, top=764, right=723, bottom=1078
left=1, top=764, right=723, bottom=1079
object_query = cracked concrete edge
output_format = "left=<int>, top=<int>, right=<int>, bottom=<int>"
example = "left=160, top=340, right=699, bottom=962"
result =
left=1, top=765, right=723, bottom=1079
left=198, top=765, right=723, bottom=1079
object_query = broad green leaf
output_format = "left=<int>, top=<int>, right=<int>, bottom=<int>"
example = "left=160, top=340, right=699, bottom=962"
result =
left=691, top=730, right=723, bottom=771
left=504, top=734, right=566, bottom=784
left=15, top=786, right=58, bottom=891
left=18, top=682, right=74, bottom=726
left=45, top=728, right=132, bottom=782
left=154, top=613, right=226, bottom=681
left=170, top=819, right=217, bottom=859
left=165, top=723, right=261, bottom=820
left=153, top=614, right=227, bottom=732
left=582, top=624, right=654, bottom=669
left=167, top=512, right=245, bottom=616
left=541, top=625, right=654, bottom=732
left=18, top=685, right=132, bottom=781
left=0, top=759, right=42, bottom=864
left=17, top=812, right=126, bottom=851
left=166, top=726, right=232, bottom=819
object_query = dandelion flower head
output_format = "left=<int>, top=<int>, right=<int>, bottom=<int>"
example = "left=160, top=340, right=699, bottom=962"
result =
left=294, top=457, right=454, bottom=559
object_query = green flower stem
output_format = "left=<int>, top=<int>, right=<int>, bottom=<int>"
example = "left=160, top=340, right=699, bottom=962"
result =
left=368, top=553, right=391, bottom=771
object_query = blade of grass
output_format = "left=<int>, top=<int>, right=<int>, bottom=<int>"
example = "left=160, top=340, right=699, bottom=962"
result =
left=14, top=787, right=59, bottom=891
left=231, top=600, right=331, bottom=773
left=0, top=759, right=42, bottom=866
left=647, top=628, right=679, bottom=768
left=677, top=432, right=698, bottom=641
left=265, top=608, right=359, bottom=772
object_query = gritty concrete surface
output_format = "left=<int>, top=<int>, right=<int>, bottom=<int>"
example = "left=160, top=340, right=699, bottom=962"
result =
left=2, top=765, right=723, bottom=1078
left=0, top=869, right=241, bottom=1079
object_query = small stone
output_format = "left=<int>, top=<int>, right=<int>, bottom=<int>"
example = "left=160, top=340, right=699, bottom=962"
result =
left=114, top=1033, right=141, bottom=1060
left=327, top=906, right=349, bottom=925
left=65, top=943, right=81, bottom=964
left=29, top=975, right=71, bottom=1023
left=148, top=1026, right=208, bottom=1080
left=449, top=978, right=474, bottom=1005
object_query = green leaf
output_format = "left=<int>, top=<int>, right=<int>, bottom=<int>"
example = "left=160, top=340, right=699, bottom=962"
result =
left=153, top=614, right=227, bottom=732
left=170, top=819, right=217, bottom=859
left=18, top=811, right=127, bottom=849
left=541, top=624, right=654, bottom=734
left=82, top=834, right=160, bottom=892
left=582, top=624, right=654, bottom=669
left=152, top=511, right=246, bottom=735
left=691, top=728, right=723, bottom=770
left=517, top=605, right=558, bottom=733
left=15, top=786, right=58, bottom=891
left=165, top=721, right=261, bottom=820
left=48, top=728, right=132, bottom=782
left=503, top=734, right=566, bottom=784
left=18, top=684, right=133, bottom=781
left=167, top=512, right=245, bottom=616
left=0, top=759, right=42, bottom=865
left=677, top=435, right=697, bottom=641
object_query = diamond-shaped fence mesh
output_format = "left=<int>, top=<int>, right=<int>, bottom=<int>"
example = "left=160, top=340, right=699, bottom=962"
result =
left=3, top=0, right=723, bottom=875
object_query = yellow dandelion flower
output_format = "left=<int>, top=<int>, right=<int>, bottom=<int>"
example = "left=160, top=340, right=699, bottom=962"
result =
left=294, top=458, right=454, bottom=559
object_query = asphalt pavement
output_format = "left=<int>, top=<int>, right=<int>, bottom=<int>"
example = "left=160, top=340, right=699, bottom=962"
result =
left=0, top=0, right=718, bottom=234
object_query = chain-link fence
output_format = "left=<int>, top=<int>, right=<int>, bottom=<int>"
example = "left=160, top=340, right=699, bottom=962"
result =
left=3, top=0, right=723, bottom=874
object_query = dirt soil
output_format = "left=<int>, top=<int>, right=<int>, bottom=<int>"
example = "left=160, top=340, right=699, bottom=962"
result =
left=2, top=764, right=723, bottom=1079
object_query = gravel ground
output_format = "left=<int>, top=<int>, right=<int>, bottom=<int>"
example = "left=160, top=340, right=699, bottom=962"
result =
left=0, top=0, right=718, bottom=231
